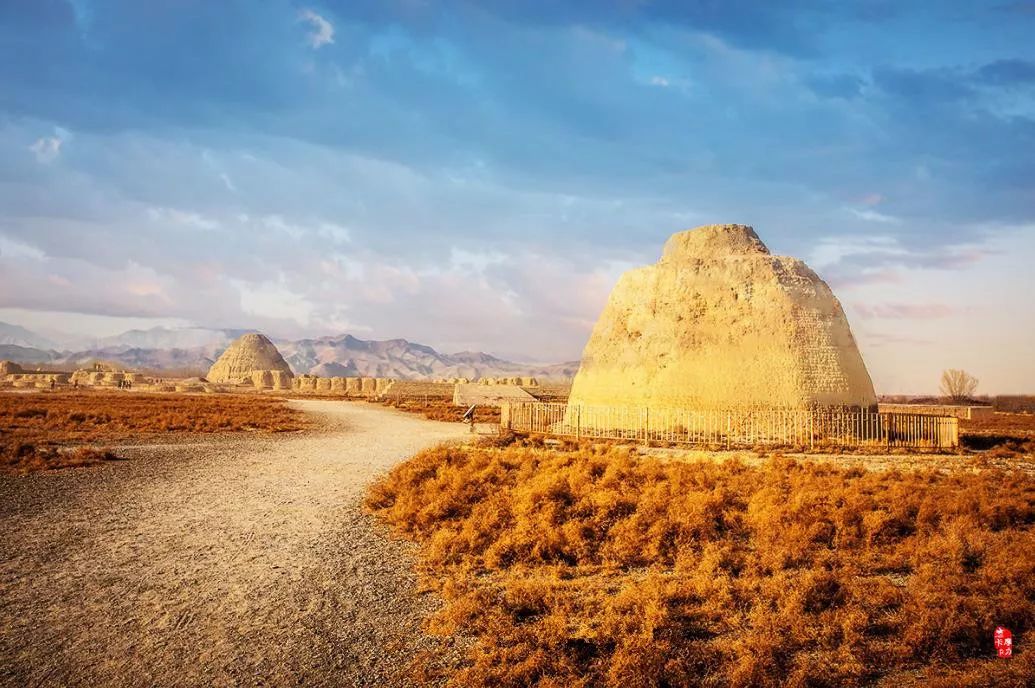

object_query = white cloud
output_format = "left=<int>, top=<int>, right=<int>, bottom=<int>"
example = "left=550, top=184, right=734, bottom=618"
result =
left=236, top=278, right=315, bottom=326
left=847, top=207, right=902, bottom=224
left=299, top=9, right=334, bottom=49
left=317, top=222, right=352, bottom=244
left=261, top=214, right=306, bottom=240
left=649, top=75, right=670, bottom=87
left=689, top=31, right=797, bottom=95
left=146, top=207, right=220, bottom=231
left=65, top=0, right=93, bottom=38
left=844, top=206, right=902, bottom=222
left=29, top=127, right=70, bottom=163
left=571, top=26, right=626, bottom=54
left=0, top=236, right=47, bottom=260
left=219, top=172, right=237, bottom=192
left=201, top=149, right=238, bottom=192
left=809, top=235, right=907, bottom=269
left=448, top=248, right=508, bottom=275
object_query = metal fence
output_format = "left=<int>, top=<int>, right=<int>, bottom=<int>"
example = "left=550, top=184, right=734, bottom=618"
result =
left=500, top=402, right=959, bottom=450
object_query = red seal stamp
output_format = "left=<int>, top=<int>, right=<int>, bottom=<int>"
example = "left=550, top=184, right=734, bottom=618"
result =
left=994, top=626, right=1012, bottom=658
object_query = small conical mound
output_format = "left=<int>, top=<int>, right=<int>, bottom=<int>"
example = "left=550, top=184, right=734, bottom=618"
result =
left=206, top=333, right=294, bottom=384
left=567, top=224, right=876, bottom=412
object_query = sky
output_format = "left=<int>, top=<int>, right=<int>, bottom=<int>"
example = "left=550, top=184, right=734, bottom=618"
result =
left=0, top=1, right=1033, bottom=393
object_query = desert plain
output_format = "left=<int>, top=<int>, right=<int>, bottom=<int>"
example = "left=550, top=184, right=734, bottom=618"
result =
left=1, top=225, right=1032, bottom=687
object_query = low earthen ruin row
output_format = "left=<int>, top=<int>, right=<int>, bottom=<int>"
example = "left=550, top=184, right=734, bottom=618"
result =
left=290, top=375, right=395, bottom=396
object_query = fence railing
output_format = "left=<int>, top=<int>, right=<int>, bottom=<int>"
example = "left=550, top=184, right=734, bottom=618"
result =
left=500, top=402, right=959, bottom=450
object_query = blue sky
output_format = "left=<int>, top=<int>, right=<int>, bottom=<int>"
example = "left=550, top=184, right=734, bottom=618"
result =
left=1, top=1, right=1033, bottom=392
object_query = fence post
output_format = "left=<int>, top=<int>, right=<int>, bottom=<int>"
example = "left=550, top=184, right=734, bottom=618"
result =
left=507, top=402, right=963, bottom=452
left=500, top=402, right=512, bottom=432
left=809, top=411, right=814, bottom=451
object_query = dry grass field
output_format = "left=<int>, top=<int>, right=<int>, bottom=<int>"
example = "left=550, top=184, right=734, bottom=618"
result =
left=962, top=411, right=1035, bottom=438
left=878, top=395, right=1035, bottom=414
left=380, top=397, right=501, bottom=424
left=0, top=391, right=308, bottom=474
left=993, top=396, right=1035, bottom=414
left=960, top=412, right=1035, bottom=457
left=368, top=437, right=1034, bottom=688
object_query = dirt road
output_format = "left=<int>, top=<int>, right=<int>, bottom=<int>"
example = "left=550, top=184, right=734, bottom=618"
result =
left=0, top=401, right=469, bottom=687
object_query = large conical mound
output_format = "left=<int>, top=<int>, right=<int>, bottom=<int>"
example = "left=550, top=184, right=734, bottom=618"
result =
left=567, top=224, right=876, bottom=410
left=206, top=333, right=294, bottom=384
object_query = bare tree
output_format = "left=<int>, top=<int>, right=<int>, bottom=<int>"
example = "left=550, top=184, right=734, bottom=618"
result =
left=940, top=369, right=978, bottom=403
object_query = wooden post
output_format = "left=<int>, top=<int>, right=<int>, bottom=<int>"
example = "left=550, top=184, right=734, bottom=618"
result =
left=943, top=416, right=959, bottom=449
left=809, top=411, right=814, bottom=451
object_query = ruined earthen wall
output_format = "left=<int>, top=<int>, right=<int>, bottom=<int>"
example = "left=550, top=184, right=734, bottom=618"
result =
left=289, top=375, right=395, bottom=397
left=477, top=376, right=538, bottom=386
left=877, top=403, right=993, bottom=421
left=0, top=361, right=24, bottom=375
left=251, top=370, right=274, bottom=389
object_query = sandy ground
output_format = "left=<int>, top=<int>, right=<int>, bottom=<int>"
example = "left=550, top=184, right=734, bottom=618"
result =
left=0, top=400, right=470, bottom=687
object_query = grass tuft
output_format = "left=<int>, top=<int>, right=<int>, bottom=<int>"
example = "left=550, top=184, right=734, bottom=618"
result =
left=2, top=445, right=121, bottom=475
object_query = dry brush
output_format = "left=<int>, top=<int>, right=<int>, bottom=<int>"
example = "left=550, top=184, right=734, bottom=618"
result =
left=367, top=439, right=1034, bottom=687
left=0, top=391, right=308, bottom=474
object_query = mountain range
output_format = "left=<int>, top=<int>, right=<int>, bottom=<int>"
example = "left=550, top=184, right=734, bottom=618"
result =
left=0, top=321, right=58, bottom=350
left=0, top=323, right=579, bottom=380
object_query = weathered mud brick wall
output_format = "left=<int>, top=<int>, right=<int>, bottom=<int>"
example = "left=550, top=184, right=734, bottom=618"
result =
left=289, top=376, right=394, bottom=396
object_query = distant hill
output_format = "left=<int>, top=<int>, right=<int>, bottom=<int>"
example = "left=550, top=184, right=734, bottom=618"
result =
left=0, top=322, right=56, bottom=350
left=89, top=326, right=253, bottom=351
left=0, top=324, right=577, bottom=380
left=278, top=334, right=578, bottom=380
left=0, top=344, right=58, bottom=365
left=54, top=347, right=217, bottom=374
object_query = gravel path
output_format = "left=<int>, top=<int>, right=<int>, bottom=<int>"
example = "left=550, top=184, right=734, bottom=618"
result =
left=0, top=400, right=470, bottom=687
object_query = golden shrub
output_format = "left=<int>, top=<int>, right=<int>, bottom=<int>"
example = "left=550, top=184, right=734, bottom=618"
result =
left=368, top=441, right=1035, bottom=687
